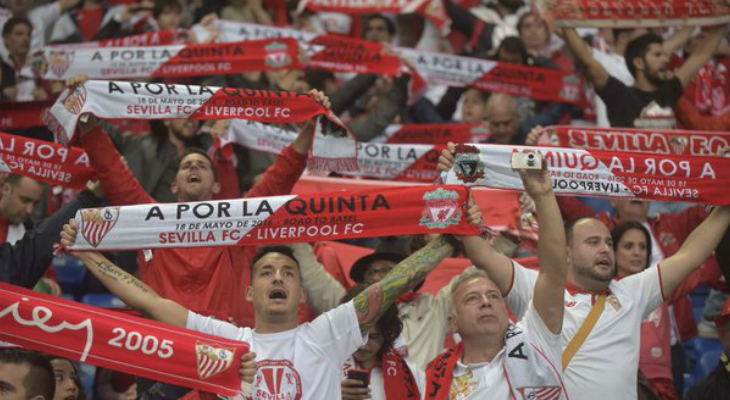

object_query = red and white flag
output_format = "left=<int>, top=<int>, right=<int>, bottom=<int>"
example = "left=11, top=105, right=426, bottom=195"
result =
left=68, top=185, right=479, bottom=251
left=32, top=39, right=301, bottom=81
left=442, top=143, right=730, bottom=205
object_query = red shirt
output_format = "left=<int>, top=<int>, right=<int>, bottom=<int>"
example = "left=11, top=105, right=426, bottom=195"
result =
left=76, top=7, right=104, bottom=41
left=81, top=127, right=307, bottom=327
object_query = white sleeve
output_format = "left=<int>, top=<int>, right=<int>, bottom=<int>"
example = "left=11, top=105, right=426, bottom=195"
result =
left=521, top=302, right=563, bottom=372
left=50, top=14, right=76, bottom=42
left=186, top=311, right=249, bottom=341
left=505, top=261, right=539, bottom=321
left=614, top=264, right=664, bottom=320
left=303, top=300, right=367, bottom=366
left=30, top=2, right=62, bottom=29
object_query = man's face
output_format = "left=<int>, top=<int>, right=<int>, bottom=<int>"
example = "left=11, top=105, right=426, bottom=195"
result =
left=165, top=119, right=199, bottom=141
left=363, top=18, right=392, bottom=44
left=156, top=7, right=182, bottom=31
left=171, top=153, right=219, bottom=202
left=568, top=219, right=616, bottom=287
left=486, top=104, right=519, bottom=144
left=640, top=43, right=671, bottom=84
left=520, top=14, right=548, bottom=51
left=0, top=362, right=31, bottom=400
left=615, top=228, right=648, bottom=277
left=611, top=199, right=650, bottom=223
left=6, top=0, right=32, bottom=16
left=461, top=89, right=488, bottom=124
left=3, top=23, right=31, bottom=59
left=362, top=260, right=397, bottom=284
left=0, top=177, right=43, bottom=224
left=247, top=253, right=304, bottom=322
left=450, top=277, right=509, bottom=339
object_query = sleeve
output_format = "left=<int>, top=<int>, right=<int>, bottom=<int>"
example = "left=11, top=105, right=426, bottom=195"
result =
left=505, top=261, right=539, bottom=321
left=675, top=96, right=730, bottom=131
left=304, top=300, right=367, bottom=366
left=30, top=2, right=62, bottom=29
left=348, top=75, right=411, bottom=142
left=618, top=264, right=664, bottom=319
left=521, top=301, right=562, bottom=370
left=0, top=190, right=102, bottom=288
left=186, top=310, right=248, bottom=341
left=329, top=75, right=378, bottom=115
left=78, top=126, right=155, bottom=206
left=290, top=242, right=346, bottom=314
left=49, top=13, right=77, bottom=43
left=244, top=145, right=307, bottom=198
left=664, top=77, right=684, bottom=103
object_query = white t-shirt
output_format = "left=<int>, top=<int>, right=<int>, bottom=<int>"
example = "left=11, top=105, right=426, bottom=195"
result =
left=187, top=300, right=366, bottom=400
left=448, top=302, right=562, bottom=400
left=342, top=357, right=426, bottom=400
left=506, top=262, right=664, bottom=400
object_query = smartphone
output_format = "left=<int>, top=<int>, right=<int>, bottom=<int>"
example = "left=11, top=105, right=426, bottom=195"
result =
left=346, top=369, right=370, bottom=388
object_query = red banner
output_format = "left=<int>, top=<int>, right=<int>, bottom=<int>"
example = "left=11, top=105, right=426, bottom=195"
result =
left=0, top=283, right=249, bottom=396
left=308, top=34, right=403, bottom=75
left=0, top=101, right=53, bottom=130
left=0, top=133, right=95, bottom=188
left=550, top=0, right=730, bottom=27
left=378, top=123, right=489, bottom=144
left=540, top=125, right=730, bottom=157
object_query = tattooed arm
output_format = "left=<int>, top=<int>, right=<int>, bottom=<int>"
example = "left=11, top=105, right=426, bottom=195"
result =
left=353, top=236, right=453, bottom=332
left=60, top=219, right=188, bottom=328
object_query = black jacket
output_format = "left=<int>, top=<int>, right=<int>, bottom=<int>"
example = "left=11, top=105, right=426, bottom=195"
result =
left=0, top=190, right=102, bottom=288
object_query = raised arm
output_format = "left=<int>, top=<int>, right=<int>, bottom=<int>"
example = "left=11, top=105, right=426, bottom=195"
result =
left=659, top=205, right=730, bottom=297
left=676, top=26, right=726, bottom=87
left=60, top=219, right=188, bottom=327
left=560, top=27, right=610, bottom=91
left=353, top=236, right=454, bottom=332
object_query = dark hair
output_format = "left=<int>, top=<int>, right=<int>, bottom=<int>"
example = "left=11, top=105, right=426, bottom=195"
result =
left=495, top=36, right=528, bottom=65
left=250, top=245, right=301, bottom=280
left=48, top=357, right=87, bottom=400
left=177, top=147, right=219, bottom=182
left=363, top=14, right=395, bottom=37
left=624, top=32, right=663, bottom=78
left=611, top=221, right=652, bottom=270
left=2, top=16, right=32, bottom=37
left=0, top=348, right=55, bottom=400
left=341, top=283, right=403, bottom=359
left=153, top=0, right=182, bottom=19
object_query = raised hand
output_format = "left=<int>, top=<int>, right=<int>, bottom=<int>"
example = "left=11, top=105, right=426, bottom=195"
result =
left=518, top=155, right=552, bottom=199
left=341, top=378, right=371, bottom=400
left=437, top=142, right=457, bottom=173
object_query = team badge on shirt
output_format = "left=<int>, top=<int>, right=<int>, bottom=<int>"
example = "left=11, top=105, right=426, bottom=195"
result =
left=265, top=42, right=293, bottom=68
left=606, top=295, right=622, bottom=311
left=419, top=188, right=462, bottom=229
left=79, top=208, right=119, bottom=248
left=453, top=144, right=485, bottom=183
left=517, top=386, right=562, bottom=400
left=195, top=341, right=234, bottom=380
left=255, top=360, right=302, bottom=400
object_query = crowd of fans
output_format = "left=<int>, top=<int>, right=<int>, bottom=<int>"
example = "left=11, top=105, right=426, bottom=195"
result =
left=0, top=0, right=730, bottom=400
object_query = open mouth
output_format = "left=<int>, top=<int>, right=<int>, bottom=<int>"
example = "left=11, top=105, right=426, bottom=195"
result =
left=596, top=258, right=612, bottom=269
left=187, top=174, right=201, bottom=183
left=268, top=288, right=288, bottom=301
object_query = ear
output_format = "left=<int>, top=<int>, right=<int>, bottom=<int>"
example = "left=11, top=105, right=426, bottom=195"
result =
left=633, top=57, right=646, bottom=73
left=299, top=288, right=307, bottom=305
left=212, top=181, right=221, bottom=195
left=1, top=182, right=11, bottom=196
left=246, top=286, right=254, bottom=302
left=566, top=246, right=573, bottom=267
left=170, top=181, right=178, bottom=195
left=447, top=312, right=458, bottom=334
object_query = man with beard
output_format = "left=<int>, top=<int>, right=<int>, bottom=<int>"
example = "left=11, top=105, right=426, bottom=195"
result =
left=560, top=25, right=726, bottom=128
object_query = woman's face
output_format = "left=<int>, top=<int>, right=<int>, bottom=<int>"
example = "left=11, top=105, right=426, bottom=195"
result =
left=520, top=14, right=549, bottom=52
left=353, top=326, right=385, bottom=365
left=51, top=359, right=79, bottom=400
left=615, top=229, right=648, bottom=277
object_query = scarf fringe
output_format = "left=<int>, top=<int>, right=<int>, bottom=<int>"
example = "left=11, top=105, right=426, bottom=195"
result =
left=40, top=109, right=69, bottom=146
left=308, top=156, right=359, bottom=175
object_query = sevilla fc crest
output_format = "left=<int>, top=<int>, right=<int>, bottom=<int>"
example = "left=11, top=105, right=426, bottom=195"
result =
left=255, top=359, right=302, bottom=400
left=265, top=42, right=292, bottom=68
left=419, top=188, right=461, bottom=229
left=62, top=85, right=87, bottom=115
left=49, top=50, right=74, bottom=78
left=80, top=208, right=119, bottom=248
left=195, top=341, right=234, bottom=380
left=517, top=386, right=562, bottom=400
left=453, top=144, right=485, bottom=183
left=669, top=136, right=688, bottom=156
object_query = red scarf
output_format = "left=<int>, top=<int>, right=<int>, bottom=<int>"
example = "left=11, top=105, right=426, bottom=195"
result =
left=382, top=349, right=421, bottom=400
left=0, top=132, right=95, bottom=189
left=381, top=124, right=489, bottom=144
left=0, top=101, right=53, bottom=130
left=550, top=0, right=730, bottom=27
left=0, top=283, right=249, bottom=396
left=425, top=342, right=463, bottom=400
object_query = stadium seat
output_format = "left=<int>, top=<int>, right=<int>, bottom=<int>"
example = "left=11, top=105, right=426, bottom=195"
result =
left=693, top=338, right=723, bottom=354
left=53, top=255, right=86, bottom=297
left=683, top=373, right=695, bottom=396
left=79, top=363, right=96, bottom=400
left=696, top=350, right=723, bottom=379
left=81, top=294, right=125, bottom=308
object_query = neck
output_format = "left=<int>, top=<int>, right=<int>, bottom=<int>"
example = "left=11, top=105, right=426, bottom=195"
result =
left=566, top=273, right=610, bottom=292
left=633, top=74, right=658, bottom=92
left=254, top=313, right=298, bottom=334
left=460, top=334, right=504, bottom=365
left=11, top=52, right=26, bottom=66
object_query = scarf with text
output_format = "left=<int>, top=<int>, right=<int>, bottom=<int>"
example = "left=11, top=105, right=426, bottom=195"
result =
left=68, top=185, right=477, bottom=251
left=442, top=143, right=730, bottom=205
left=547, top=0, right=730, bottom=27
left=54, top=29, right=185, bottom=50
left=42, top=80, right=356, bottom=173
left=0, top=282, right=249, bottom=396
left=297, top=0, right=451, bottom=34
left=425, top=324, right=565, bottom=400
left=194, top=21, right=585, bottom=106
left=225, top=120, right=441, bottom=182
left=373, top=123, right=490, bottom=144
left=0, top=100, right=52, bottom=130
left=0, top=133, right=94, bottom=188
left=343, top=350, right=420, bottom=400
left=538, top=125, right=730, bottom=157
left=32, top=39, right=301, bottom=81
